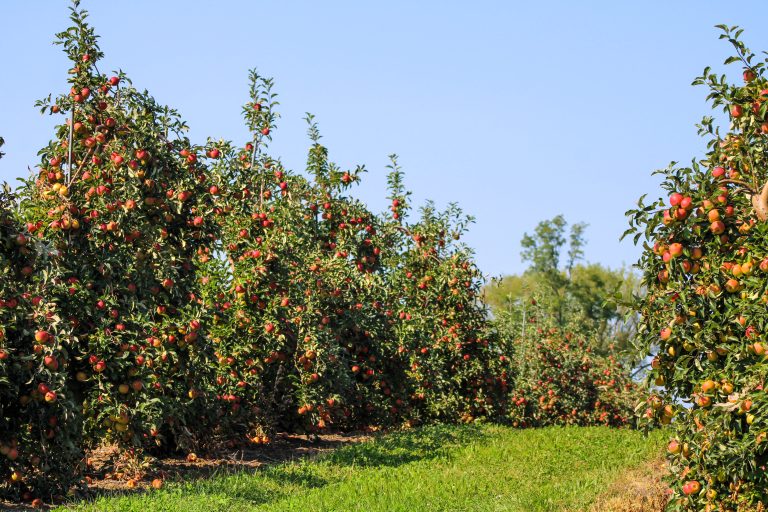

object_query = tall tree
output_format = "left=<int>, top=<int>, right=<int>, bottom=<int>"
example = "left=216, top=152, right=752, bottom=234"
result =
left=487, top=216, right=640, bottom=362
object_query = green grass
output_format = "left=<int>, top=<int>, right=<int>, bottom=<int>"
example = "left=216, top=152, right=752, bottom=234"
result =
left=59, top=424, right=665, bottom=512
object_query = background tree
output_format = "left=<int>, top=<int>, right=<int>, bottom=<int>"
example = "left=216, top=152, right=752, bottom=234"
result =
left=486, top=215, right=640, bottom=360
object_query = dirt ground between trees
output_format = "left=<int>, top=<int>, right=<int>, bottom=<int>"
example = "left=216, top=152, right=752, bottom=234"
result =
left=588, top=456, right=670, bottom=512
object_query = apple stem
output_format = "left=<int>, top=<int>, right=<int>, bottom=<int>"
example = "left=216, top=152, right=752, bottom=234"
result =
left=248, top=140, right=262, bottom=209
left=69, top=146, right=94, bottom=185
left=67, top=105, right=75, bottom=186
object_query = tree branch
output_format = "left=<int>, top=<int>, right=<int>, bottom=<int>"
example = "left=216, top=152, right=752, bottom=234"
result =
left=751, top=180, right=768, bottom=221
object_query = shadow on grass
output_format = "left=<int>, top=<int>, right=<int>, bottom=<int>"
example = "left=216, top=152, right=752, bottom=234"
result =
left=67, top=424, right=489, bottom=510
left=325, top=423, right=487, bottom=468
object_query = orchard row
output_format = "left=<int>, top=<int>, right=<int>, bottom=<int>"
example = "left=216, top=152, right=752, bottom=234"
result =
left=0, top=2, right=638, bottom=504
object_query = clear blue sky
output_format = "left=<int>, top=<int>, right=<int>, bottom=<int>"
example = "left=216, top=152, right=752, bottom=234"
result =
left=2, top=1, right=768, bottom=278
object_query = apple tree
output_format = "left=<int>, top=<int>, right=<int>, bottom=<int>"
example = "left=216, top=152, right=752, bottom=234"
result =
left=627, top=26, right=768, bottom=510
left=18, top=1, right=220, bottom=460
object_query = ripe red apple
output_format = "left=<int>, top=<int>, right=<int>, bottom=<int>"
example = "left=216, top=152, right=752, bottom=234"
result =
left=690, top=247, right=703, bottom=260
left=667, top=439, right=681, bottom=454
left=43, top=356, right=58, bottom=370
left=668, top=243, right=683, bottom=258
left=710, top=221, right=725, bottom=234
left=725, top=278, right=740, bottom=293
left=682, top=480, right=701, bottom=495
left=731, top=104, right=743, bottom=118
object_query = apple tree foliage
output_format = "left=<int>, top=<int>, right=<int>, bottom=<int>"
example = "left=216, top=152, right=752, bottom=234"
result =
left=0, top=183, right=84, bottom=500
left=627, top=26, right=768, bottom=511
left=19, top=0, right=221, bottom=463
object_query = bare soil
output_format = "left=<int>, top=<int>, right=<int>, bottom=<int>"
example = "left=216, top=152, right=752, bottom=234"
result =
left=588, top=456, right=670, bottom=512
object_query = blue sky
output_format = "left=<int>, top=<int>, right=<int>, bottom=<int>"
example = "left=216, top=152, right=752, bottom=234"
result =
left=3, top=1, right=768, bottom=278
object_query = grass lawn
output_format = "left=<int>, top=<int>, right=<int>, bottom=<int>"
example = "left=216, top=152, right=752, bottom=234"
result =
left=59, top=424, right=665, bottom=512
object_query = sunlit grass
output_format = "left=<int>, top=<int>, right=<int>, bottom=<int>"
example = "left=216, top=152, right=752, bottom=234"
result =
left=60, top=424, right=665, bottom=512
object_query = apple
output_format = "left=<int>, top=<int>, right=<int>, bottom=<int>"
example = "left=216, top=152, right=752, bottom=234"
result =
left=701, top=380, right=717, bottom=393
left=682, top=480, right=701, bottom=496
left=667, top=440, right=681, bottom=454
left=668, top=243, right=683, bottom=258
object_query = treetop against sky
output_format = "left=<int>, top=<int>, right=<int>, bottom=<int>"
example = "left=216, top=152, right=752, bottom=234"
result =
left=2, top=1, right=768, bottom=276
